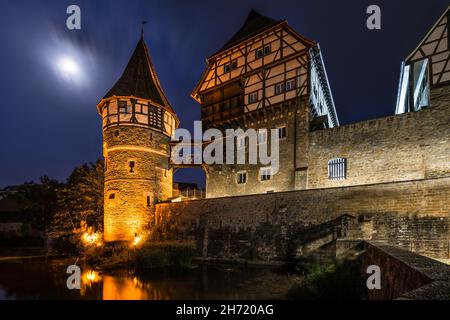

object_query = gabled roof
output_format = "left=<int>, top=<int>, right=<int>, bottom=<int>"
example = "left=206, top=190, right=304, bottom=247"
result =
left=103, top=37, right=175, bottom=115
left=406, top=5, right=450, bottom=62
left=210, top=9, right=284, bottom=58
left=192, top=10, right=316, bottom=101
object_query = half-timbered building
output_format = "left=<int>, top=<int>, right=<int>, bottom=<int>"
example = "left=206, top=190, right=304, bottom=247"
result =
left=191, top=10, right=339, bottom=197
left=396, top=6, right=450, bottom=114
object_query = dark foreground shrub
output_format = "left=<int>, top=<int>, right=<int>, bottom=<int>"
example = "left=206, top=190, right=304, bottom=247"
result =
left=286, top=256, right=366, bottom=300
left=53, top=236, right=79, bottom=255
left=132, top=241, right=196, bottom=270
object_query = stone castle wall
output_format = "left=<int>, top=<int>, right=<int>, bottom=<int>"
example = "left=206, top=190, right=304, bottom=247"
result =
left=361, top=242, right=450, bottom=300
left=205, top=87, right=450, bottom=197
left=103, top=125, right=173, bottom=242
left=306, top=99, right=450, bottom=189
left=155, top=176, right=450, bottom=261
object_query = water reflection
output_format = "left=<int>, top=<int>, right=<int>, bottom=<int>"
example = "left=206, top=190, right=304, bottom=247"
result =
left=0, top=258, right=296, bottom=300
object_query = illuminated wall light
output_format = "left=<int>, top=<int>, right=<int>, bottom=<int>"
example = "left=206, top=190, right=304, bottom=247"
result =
left=82, top=230, right=102, bottom=247
left=132, top=234, right=142, bottom=247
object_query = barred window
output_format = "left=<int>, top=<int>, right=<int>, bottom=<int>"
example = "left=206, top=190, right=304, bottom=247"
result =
left=328, top=158, right=347, bottom=180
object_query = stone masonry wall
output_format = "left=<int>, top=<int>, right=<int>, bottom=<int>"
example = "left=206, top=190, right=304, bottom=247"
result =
left=361, top=242, right=450, bottom=300
left=104, top=124, right=173, bottom=242
left=205, top=99, right=307, bottom=198
left=205, top=86, right=450, bottom=197
left=306, top=102, right=450, bottom=189
left=155, top=177, right=450, bottom=261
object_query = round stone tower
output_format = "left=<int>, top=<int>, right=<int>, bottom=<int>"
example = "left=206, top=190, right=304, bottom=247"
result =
left=97, top=35, right=178, bottom=243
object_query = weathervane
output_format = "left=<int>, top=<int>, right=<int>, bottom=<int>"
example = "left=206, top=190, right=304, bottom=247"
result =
left=141, top=20, right=147, bottom=39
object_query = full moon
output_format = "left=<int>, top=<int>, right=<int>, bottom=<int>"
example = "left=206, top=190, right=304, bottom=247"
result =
left=57, top=56, right=80, bottom=78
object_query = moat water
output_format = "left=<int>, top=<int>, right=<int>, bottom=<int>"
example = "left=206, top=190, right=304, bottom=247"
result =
left=0, top=256, right=301, bottom=300
left=0, top=247, right=365, bottom=300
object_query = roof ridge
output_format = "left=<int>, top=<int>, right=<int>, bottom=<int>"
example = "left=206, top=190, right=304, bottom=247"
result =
left=210, top=9, right=282, bottom=57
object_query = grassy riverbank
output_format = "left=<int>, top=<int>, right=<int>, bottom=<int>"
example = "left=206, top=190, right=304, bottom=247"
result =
left=88, top=241, right=197, bottom=270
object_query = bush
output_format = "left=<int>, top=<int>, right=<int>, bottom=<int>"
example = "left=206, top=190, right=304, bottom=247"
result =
left=286, top=256, right=366, bottom=300
left=132, top=241, right=196, bottom=270
left=53, top=235, right=79, bottom=255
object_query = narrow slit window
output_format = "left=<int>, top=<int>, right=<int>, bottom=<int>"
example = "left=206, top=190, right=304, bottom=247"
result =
left=128, top=161, right=136, bottom=173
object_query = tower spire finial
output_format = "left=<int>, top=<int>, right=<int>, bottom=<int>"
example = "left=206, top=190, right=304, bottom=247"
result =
left=141, top=20, right=147, bottom=40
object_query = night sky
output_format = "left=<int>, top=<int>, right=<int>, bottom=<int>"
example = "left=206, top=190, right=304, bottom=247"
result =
left=0, top=0, right=447, bottom=188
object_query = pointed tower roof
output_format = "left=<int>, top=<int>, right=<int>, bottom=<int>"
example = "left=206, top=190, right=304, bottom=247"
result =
left=214, top=9, right=283, bottom=56
left=103, top=37, right=175, bottom=115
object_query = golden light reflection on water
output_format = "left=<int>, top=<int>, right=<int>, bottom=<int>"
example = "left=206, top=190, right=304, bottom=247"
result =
left=80, top=270, right=101, bottom=296
left=83, top=270, right=100, bottom=283
left=102, top=275, right=169, bottom=300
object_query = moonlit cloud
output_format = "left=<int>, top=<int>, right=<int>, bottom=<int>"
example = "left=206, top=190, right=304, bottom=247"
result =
left=46, top=33, right=95, bottom=89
